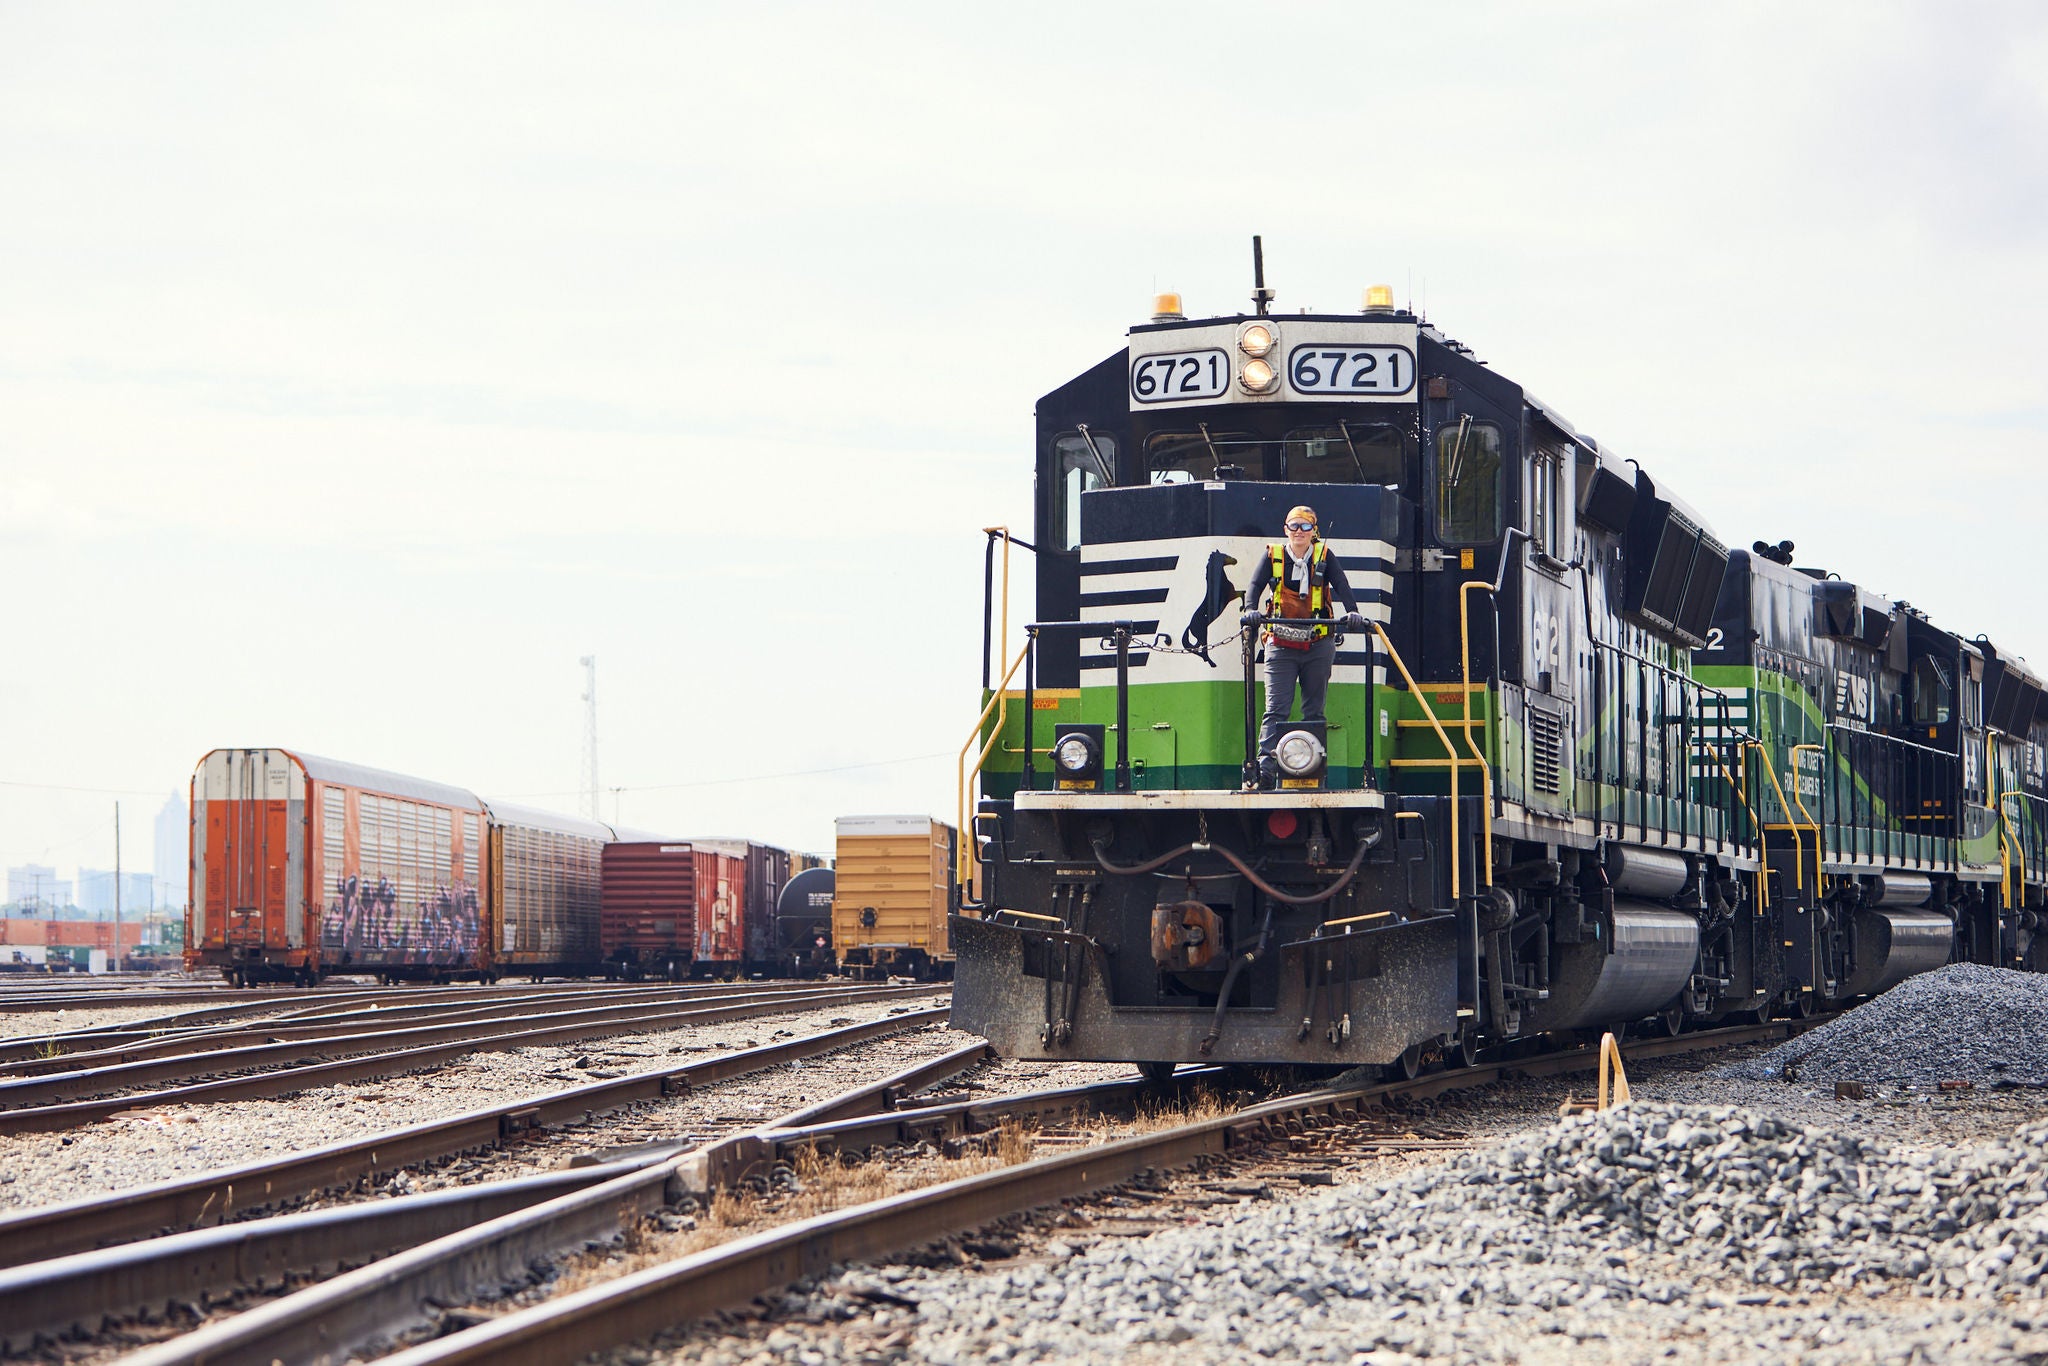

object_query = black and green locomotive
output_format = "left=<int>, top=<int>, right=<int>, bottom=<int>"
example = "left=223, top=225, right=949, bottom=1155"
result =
left=949, top=259, right=2047, bottom=1076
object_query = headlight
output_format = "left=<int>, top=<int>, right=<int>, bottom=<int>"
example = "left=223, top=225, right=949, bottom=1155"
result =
left=1275, top=729, right=1326, bottom=778
left=1237, top=321, right=1275, bottom=357
left=1054, top=734, right=1097, bottom=773
left=1239, top=358, right=1277, bottom=393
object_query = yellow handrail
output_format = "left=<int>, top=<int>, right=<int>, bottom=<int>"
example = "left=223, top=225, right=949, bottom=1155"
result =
left=1457, top=580, right=1498, bottom=887
left=956, top=527, right=1020, bottom=888
left=2000, top=790, right=2025, bottom=911
left=1746, top=741, right=1806, bottom=893
left=1370, top=620, right=1463, bottom=900
left=1698, top=741, right=1767, bottom=912
left=1787, top=743, right=1825, bottom=895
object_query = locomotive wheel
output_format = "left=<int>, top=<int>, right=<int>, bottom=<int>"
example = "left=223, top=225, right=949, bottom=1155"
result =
left=1385, top=1043, right=1425, bottom=1083
left=1136, top=1061, right=1178, bottom=1083
left=1656, top=1005, right=1685, bottom=1037
left=1453, top=1030, right=1483, bottom=1069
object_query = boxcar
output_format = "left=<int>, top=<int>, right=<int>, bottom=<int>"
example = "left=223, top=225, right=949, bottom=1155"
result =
left=831, top=815, right=956, bottom=979
left=479, top=800, right=616, bottom=979
left=693, top=839, right=798, bottom=974
left=190, top=748, right=486, bottom=985
left=599, top=841, right=702, bottom=980
left=597, top=840, right=748, bottom=978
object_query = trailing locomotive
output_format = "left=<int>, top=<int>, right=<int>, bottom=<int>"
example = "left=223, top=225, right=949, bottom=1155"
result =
left=950, top=249, right=2047, bottom=1077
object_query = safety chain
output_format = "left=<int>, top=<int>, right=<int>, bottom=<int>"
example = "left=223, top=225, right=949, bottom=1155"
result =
left=1125, top=623, right=1255, bottom=657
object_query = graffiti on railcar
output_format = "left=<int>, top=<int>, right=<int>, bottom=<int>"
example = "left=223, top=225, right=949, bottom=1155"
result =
left=319, top=875, right=481, bottom=965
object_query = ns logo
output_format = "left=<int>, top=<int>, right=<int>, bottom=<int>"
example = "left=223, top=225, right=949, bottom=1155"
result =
left=1833, top=672, right=1874, bottom=723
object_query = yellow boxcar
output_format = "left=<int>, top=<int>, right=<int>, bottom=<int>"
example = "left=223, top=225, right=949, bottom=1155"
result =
left=832, top=815, right=955, bottom=979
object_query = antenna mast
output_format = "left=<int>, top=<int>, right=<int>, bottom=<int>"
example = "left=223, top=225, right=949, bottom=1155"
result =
left=579, top=656, right=599, bottom=821
left=1250, top=235, right=1273, bottom=316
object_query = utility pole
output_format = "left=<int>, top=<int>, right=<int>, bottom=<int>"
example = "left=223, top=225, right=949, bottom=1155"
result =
left=113, top=802, right=122, bottom=973
left=580, top=655, right=600, bottom=821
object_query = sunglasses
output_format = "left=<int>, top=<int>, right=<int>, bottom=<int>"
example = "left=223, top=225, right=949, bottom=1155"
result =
left=1285, top=522, right=1316, bottom=532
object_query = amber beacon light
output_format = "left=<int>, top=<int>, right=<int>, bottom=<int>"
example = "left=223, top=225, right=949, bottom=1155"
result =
left=1363, top=283, right=1396, bottom=313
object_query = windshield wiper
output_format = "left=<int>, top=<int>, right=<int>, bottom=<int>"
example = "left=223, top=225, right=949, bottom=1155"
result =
left=1074, top=423, right=1114, bottom=487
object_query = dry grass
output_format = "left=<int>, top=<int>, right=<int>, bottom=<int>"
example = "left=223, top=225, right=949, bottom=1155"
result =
left=546, top=1087, right=1231, bottom=1297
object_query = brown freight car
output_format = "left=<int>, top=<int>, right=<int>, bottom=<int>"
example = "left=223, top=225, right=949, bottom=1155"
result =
left=599, top=839, right=805, bottom=979
left=598, top=841, right=747, bottom=979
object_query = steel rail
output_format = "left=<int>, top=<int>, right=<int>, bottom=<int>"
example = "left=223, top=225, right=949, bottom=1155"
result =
left=0, top=1159, right=650, bottom=1355
left=0, top=985, right=946, bottom=1128
left=369, top=1018, right=1824, bottom=1366
left=0, top=982, right=741, bottom=1058
left=688, top=1066, right=1230, bottom=1196
left=0, top=989, right=298, bottom=1014
left=0, top=985, right=527, bottom=1044
left=99, top=1043, right=1002, bottom=1366
left=0, top=1006, right=953, bottom=1269
left=0, top=981, right=832, bottom=1072
left=0, top=984, right=897, bottom=1094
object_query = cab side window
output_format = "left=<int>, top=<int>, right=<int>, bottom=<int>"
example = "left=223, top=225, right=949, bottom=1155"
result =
left=1434, top=419, right=1503, bottom=544
left=1531, top=443, right=1570, bottom=561
left=1052, top=433, right=1115, bottom=552
left=1912, top=656, right=1952, bottom=726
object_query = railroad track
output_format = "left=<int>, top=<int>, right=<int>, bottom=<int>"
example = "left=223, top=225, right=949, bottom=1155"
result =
left=20, top=1049, right=1214, bottom=1364
left=358, top=1018, right=1823, bottom=1366
left=0, top=979, right=834, bottom=1070
left=0, top=1016, right=1814, bottom=1363
left=0, top=983, right=948, bottom=1133
left=0, top=1013, right=994, bottom=1357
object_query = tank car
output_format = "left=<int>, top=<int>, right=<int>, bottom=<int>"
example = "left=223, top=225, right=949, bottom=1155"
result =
left=775, top=864, right=836, bottom=976
left=949, top=247, right=2043, bottom=1076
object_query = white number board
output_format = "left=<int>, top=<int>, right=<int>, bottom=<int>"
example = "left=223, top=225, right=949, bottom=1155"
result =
left=1286, top=344, right=1415, bottom=397
left=1130, top=349, right=1229, bottom=404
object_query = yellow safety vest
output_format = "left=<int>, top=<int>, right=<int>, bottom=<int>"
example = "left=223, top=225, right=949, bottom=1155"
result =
left=1269, top=541, right=1331, bottom=645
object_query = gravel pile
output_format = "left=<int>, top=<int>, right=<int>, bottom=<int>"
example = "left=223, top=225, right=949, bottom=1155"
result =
left=788, top=1101, right=2048, bottom=1365
left=1720, top=963, right=2048, bottom=1087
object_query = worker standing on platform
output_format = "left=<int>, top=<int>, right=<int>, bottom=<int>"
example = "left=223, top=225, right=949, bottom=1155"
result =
left=1240, top=505, right=1367, bottom=789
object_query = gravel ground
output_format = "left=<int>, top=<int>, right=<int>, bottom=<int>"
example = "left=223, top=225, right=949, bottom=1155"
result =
left=0, top=998, right=957, bottom=1212
left=1720, top=963, right=2048, bottom=1087
left=629, top=1047, right=2048, bottom=1366
left=0, top=1003, right=239, bottom=1039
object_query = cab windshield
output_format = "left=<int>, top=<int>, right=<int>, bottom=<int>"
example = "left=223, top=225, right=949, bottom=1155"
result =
left=1146, top=424, right=1407, bottom=485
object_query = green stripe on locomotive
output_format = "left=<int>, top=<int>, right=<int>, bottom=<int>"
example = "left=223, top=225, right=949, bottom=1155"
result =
left=977, top=674, right=1395, bottom=796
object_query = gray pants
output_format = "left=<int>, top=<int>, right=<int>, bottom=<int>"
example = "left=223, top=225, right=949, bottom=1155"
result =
left=1258, top=635, right=1336, bottom=778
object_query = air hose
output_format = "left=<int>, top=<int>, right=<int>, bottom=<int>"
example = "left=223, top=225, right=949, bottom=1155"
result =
left=1090, top=825, right=1381, bottom=907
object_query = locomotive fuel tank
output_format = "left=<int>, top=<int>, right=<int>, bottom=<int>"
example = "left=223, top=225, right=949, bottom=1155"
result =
left=1524, top=901, right=1700, bottom=1032
left=1839, top=909, right=1953, bottom=999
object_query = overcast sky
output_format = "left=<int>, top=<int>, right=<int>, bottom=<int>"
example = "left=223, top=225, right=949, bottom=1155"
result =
left=3, top=2, right=2045, bottom=885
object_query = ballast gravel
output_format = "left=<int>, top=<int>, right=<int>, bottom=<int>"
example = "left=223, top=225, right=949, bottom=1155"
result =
left=1720, top=962, right=2048, bottom=1087
left=687, top=1099, right=2048, bottom=1366
left=0, top=999, right=965, bottom=1212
